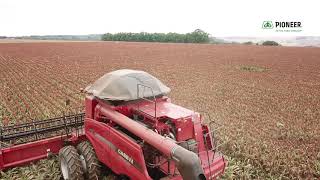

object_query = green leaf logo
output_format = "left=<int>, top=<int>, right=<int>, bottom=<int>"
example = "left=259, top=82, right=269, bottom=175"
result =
left=262, top=21, right=274, bottom=29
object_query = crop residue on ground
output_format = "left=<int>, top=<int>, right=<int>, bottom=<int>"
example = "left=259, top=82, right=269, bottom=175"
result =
left=0, top=42, right=319, bottom=179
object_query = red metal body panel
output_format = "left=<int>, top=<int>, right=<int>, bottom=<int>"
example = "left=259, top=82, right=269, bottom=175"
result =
left=174, top=118, right=194, bottom=141
left=85, top=118, right=151, bottom=180
left=0, top=133, right=85, bottom=170
left=201, top=153, right=225, bottom=179
left=85, top=95, right=98, bottom=119
left=129, top=97, right=194, bottom=120
left=0, top=135, right=70, bottom=170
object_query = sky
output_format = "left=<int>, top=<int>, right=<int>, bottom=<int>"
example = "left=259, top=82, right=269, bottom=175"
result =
left=0, top=0, right=319, bottom=37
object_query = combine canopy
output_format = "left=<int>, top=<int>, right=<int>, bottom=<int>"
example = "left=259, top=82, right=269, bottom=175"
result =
left=85, top=69, right=171, bottom=101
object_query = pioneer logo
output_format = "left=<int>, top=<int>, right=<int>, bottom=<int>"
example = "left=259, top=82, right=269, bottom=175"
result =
left=262, top=21, right=273, bottom=29
left=262, top=21, right=302, bottom=32
left=275, top=22, right=302, bottom=28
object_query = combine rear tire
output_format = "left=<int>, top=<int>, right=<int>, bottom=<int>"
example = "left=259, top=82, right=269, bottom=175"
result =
left=77, top=141, right=102, bottom=180
left=59, top=146, right=84, bottom=180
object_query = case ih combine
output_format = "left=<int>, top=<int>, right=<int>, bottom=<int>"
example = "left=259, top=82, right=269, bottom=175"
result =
left=0, top=69, right=226, bottom=180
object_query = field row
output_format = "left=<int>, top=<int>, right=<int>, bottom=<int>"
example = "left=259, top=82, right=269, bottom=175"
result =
left=0, top=42, right=319, bottom=179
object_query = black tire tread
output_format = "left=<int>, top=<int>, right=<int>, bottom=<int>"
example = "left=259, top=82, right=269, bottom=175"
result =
left=59, top=146, right=84, bottom=180
left=77, top=141, right=102, bottom=180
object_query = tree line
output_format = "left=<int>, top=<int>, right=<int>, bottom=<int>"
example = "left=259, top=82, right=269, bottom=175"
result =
left=101, top=29, right=210, bottom=43
left=15, top=34, right=102, bottom=41
left=243, top=40, right=281, bottom=46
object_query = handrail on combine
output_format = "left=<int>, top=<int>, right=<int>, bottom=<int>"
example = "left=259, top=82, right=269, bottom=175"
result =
left=136, top=84, right=158, bottom=119
left=176, top=112, right=227, bottom=180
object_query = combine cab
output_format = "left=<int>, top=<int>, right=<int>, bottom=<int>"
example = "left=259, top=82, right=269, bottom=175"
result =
left=0, top=69, right=226, bottom=180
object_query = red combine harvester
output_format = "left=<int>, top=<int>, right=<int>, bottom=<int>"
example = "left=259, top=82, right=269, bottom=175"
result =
left=0, top=69, right=226, bottom=180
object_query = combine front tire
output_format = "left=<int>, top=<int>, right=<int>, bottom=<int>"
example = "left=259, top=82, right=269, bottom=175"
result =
left=59, top=146, right=84, bottom=180
left=77, top=141, right=102, bottom=180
